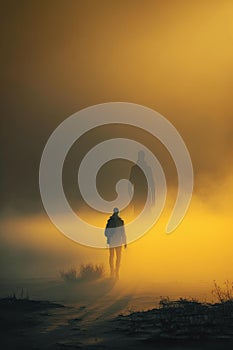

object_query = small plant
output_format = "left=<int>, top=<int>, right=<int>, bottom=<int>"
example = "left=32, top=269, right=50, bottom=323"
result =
left=60, top=264, right=104, bottom=282
left=79, top=263, right=104, bottom=281
left=159, top=297, right=171, bottom=308
left=212, top=280, right=233, bottom=303
left=60, top=267, right=77, bottom=282
left=11, top=288, right=29, bottom=300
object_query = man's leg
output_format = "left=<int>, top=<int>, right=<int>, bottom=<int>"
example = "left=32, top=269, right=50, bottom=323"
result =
left=115, top=246, right=122, bottom=279
left=109, top=247, right=115, bottom=277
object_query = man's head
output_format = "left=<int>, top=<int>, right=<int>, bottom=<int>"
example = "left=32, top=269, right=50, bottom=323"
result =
left=113, top=207, right=119, bottom=215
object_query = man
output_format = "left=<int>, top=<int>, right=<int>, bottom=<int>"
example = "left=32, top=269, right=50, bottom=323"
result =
left=104, top=208, right=127, bottom=279
left=128, top=150, right=155, bottom=216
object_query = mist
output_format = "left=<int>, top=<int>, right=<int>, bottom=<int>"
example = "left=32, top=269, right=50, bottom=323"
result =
left=1, top=172, right=233, bottom=301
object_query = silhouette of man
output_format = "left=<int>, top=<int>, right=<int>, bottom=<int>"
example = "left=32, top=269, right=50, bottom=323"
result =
left=104, top=208, right=127, bottom=279
left=128, top=151, right=155, bottom=216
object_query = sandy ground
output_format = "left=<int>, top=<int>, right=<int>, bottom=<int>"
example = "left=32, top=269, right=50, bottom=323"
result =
left=1, top=277, right=231, bottom=350
left=1, top=278, right=147, bottom=349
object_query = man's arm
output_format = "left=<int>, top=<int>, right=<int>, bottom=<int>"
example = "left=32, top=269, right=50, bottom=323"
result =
left=128, top=165, right=136, bottom=197
left=121, top=222, right=127, bottom=248
left=104, top=227, right=108, bottom=237
left=104, top=220, right=111, bottom=245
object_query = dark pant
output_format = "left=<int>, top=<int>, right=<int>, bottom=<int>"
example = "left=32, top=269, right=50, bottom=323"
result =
left=109, top=246, right=122, bottom=276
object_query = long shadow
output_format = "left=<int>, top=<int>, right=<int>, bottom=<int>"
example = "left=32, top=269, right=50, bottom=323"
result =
left=97, top=293, right=133, bottom=320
